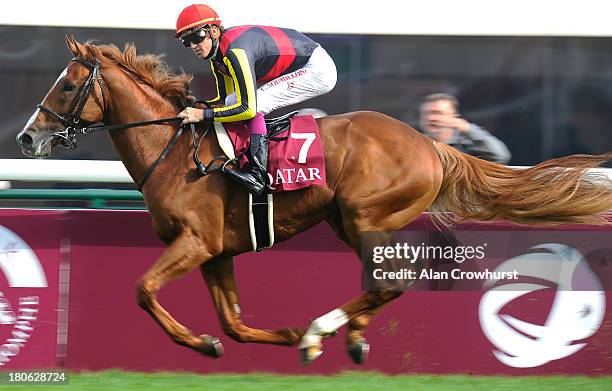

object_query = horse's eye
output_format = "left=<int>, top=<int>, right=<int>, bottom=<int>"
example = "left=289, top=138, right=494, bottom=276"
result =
left=63, top=82, right=75, bottom=92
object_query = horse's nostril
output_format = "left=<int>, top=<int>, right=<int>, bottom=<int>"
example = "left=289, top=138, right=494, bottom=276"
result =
left=18, top=133, right=33, bottom=148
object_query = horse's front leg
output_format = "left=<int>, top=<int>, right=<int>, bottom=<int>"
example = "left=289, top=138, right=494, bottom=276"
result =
left=201, top=256, right=305, bottom=345
left=136, top=230, right=224, bottom=358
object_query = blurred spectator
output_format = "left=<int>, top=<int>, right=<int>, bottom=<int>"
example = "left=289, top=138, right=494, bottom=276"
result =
left=419, top=93, right=511, bottom=163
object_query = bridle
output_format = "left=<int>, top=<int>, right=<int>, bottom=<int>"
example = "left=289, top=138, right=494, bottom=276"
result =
left=37, top=57, right=109, bottom=150
left=35, top=55, right=226, bottom=190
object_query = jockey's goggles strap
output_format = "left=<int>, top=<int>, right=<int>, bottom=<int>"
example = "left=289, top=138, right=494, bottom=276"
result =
left=204, top=30, right=221, bottom=60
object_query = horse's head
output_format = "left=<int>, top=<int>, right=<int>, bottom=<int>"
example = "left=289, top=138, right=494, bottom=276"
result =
left=16, top=35, right=107, bottom=158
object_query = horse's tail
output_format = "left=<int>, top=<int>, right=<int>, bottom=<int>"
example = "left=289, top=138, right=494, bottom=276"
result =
left=430, top=142, right=612, bottom=227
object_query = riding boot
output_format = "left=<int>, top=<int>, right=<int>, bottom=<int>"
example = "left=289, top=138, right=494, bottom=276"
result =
left=223, top=133, right=269, bottom=196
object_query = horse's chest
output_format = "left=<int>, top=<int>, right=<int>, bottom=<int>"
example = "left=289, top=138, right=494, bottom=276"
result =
left=150, top=218, right=178, bottom=244
left=146, top=204, right=180, bottom=244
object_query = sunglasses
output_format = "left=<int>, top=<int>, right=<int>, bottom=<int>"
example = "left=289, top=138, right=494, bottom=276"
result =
left=179, top=27, right=209, bottom=47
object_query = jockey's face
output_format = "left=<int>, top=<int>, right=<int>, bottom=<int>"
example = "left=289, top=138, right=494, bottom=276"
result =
left=419, top=99, right=457, bottom=143
left=186, top=26, right=220, bottom=59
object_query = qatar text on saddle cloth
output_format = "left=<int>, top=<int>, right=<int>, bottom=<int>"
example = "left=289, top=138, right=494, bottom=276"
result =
left=223, top=115, right=326, bottom=192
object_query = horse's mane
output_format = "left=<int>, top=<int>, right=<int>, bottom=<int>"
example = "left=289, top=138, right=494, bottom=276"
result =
left=82, top=42, right=193, bottom=109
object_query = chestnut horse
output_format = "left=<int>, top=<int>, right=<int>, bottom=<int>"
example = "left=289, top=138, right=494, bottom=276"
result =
left=16, top=37, right=612, bottom=364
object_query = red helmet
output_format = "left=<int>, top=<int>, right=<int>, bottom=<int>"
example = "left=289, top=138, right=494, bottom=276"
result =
left=175, top=4, right=222, bottom=38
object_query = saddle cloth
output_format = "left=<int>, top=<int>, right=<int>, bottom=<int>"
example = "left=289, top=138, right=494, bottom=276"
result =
left=213, top=115, right=326, bottom=193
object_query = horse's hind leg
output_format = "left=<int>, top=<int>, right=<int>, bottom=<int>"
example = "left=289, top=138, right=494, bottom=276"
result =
left=341, top=229, right=409, bottom=364
left=314, top=222, right=411, bottom=365
left=344, top=299, right=396, bottom=363
left=136, top=231, right=224, bottom=358
left=200, top=256, right=305, bottom=345
left=301, top=165, right=441, bottom=364
left=298, top=230, right=405, bottom=365
left=339, top=291, right=403, bottom=364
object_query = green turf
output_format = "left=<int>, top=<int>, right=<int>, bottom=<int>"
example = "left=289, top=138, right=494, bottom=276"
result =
left=0, top=370, right=609, bottom=391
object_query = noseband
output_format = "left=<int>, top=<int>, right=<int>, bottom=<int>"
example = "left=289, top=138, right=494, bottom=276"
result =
left=37, top=57, right=108, bottom=150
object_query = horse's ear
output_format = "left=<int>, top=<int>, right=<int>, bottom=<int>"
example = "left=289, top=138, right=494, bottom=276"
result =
left=65, top=34, right=86, bottom=57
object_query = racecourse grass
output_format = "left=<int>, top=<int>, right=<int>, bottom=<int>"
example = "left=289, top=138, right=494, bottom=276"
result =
left=0, top=370, right=610, bottom=391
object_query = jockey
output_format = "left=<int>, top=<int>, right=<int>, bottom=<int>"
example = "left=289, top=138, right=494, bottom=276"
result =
left=175, top=4, right=337, bottom=196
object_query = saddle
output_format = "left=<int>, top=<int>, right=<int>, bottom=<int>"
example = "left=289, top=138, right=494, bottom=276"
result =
left=209, top=113, right=295, bottom=253
left=264, top=111, right=297, bottom=136
left=211, top=111, right=326, bottom=252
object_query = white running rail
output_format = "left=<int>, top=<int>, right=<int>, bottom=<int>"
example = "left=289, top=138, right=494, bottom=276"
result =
left=0, top=160, right=610, bottom=184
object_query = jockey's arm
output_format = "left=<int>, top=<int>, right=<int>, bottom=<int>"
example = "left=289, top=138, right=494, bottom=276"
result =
left=204, top=61, right=227, bottom=107
left=203, top=48, right=257, bottom=122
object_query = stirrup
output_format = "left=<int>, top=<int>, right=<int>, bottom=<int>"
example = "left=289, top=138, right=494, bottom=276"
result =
left=221, top=157, right=238, bottom=173
left=221, top=163, right=267, bottom=196
left=227, top=171, right=266, bottom=196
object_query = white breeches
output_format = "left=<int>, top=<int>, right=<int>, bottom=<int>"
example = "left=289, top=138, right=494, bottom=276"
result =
left=225, top=46, right=337, bottom=115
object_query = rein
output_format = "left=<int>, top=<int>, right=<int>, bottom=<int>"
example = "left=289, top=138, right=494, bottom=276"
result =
left=38, top=56, right=227, bottom=191
left=84, top=119, right=224, bottom=191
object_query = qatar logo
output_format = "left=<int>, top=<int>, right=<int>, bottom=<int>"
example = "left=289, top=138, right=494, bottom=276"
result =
left=0, top=225, right=47, bottom=366
left=479, top=244, right=605, bottom=368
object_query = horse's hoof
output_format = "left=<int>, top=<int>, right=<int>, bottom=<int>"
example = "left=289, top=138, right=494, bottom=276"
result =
left=347, top=339, right=370, bottom=365
left=195, top=334, right=224, bottom=358
left=300, top=345, right=323, bottom=366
